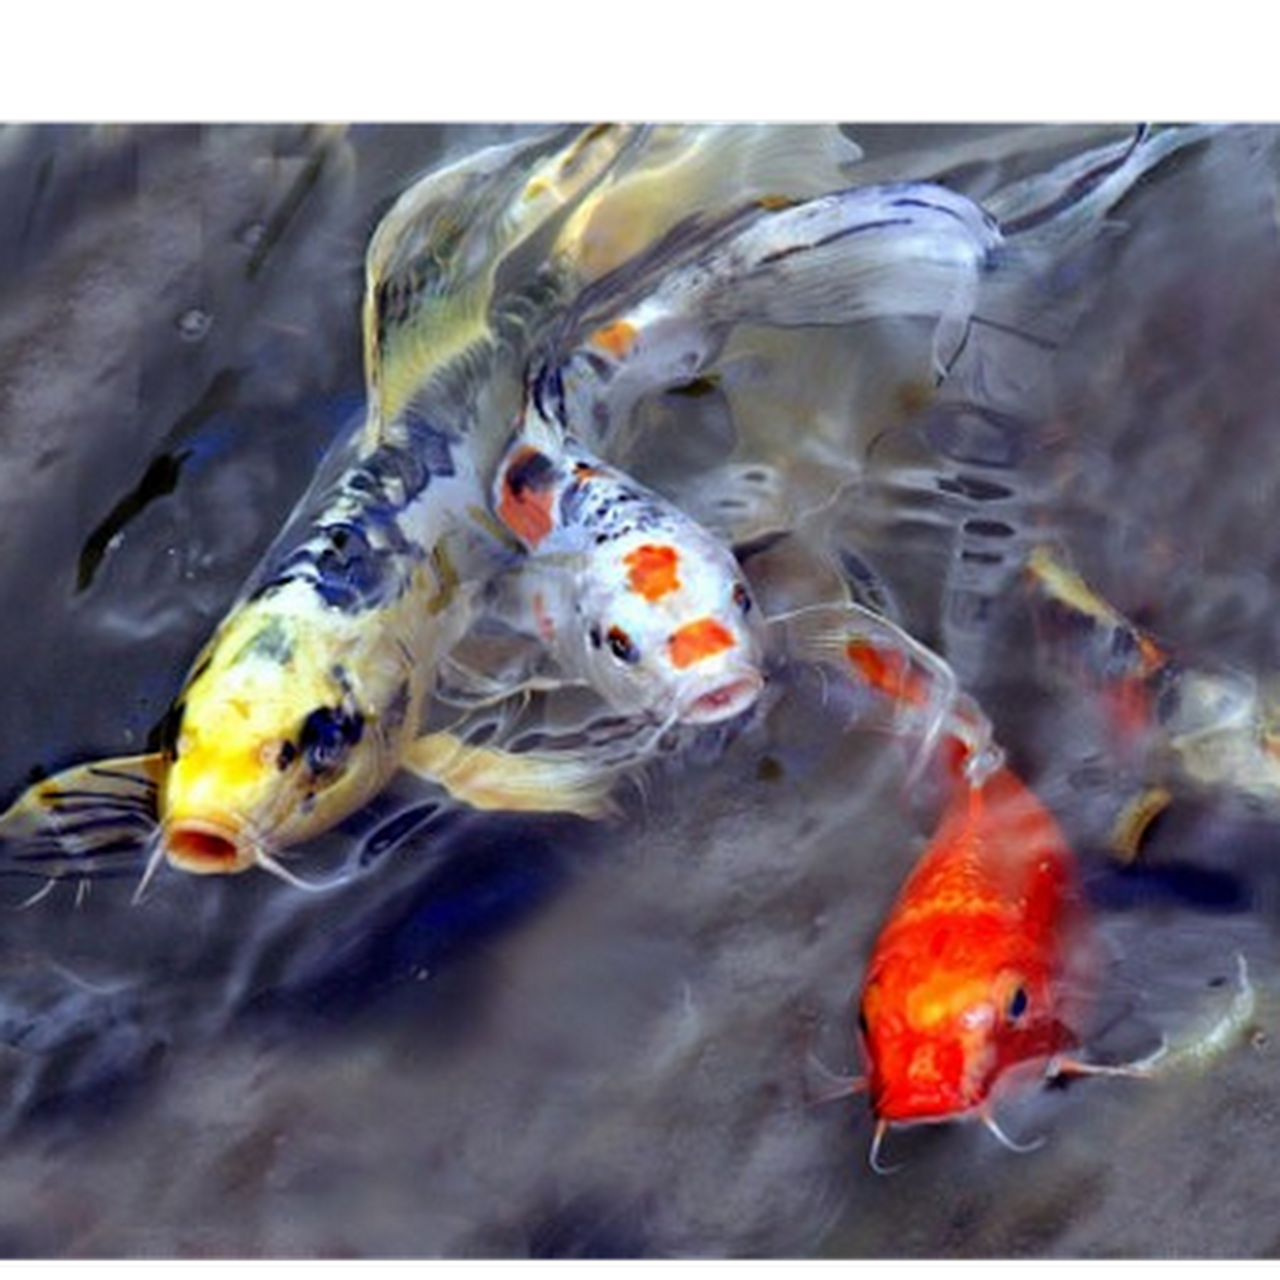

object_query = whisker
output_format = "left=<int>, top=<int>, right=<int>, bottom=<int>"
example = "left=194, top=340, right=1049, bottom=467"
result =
left=254, top=847, right=349, bottom=894
left=131, top=832, right=170, bottom=905
left=980, top=1107, right=1046, bottom=1155
left=16, top=879, right=57, bottom=911
left=867, top=1119, right=903, bottom=1175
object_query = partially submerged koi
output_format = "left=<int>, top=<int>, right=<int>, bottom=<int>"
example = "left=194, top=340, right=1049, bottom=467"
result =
left=1026, top=544, right=1280, bottom=855
left=478, top=165, right=1008, bottom=729
left=855, top=754, right=1099, bottom=1168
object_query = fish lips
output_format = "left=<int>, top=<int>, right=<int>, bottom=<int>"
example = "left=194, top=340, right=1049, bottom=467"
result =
left=162, top=817, right=257, bottom=875
left=675, top=668, right=766, bottom=725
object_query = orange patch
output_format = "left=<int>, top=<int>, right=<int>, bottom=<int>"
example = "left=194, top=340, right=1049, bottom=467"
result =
left=669, top=617, right=735, bottom=669
left=590, top=319, right=638, bottom=359
left=624, top=543, right=680, bottom=603
left=844, top=639, right=931, bottom=710
left=497, top=445, right=557, bottom=548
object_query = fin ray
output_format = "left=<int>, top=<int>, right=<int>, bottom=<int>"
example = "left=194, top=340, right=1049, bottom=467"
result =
left=0, top=753, right=163, bottom=884
left=401, top=730, right=620, bottom=821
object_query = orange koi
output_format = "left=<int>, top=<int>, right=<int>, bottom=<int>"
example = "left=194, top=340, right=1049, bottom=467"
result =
left=789, top=611, right=1151, bottom=1170
left=855, top=749, right=1097, bottom=1166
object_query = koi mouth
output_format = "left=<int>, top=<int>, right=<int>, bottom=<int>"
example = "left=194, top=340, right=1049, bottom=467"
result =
left=164, top=820, right=255, bottom=875
left=678, top=672, right=764, bottom=725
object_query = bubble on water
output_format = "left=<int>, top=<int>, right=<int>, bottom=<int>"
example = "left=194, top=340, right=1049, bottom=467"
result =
left=176, top=307, right=212, bottom=343
left=236, top=220, right=267, bottom=252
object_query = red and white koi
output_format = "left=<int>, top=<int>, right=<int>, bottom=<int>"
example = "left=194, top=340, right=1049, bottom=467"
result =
left=482, top=164, right=1009, bottom=730
left=491, top=379, right=766, bottom=728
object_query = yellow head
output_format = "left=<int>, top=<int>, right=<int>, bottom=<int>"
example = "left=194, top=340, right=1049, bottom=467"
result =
left=158, top=589, right=412, bottom=876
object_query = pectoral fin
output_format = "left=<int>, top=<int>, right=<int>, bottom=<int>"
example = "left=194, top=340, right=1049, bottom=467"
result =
left=401, top=731, right=619, bottom=821
left=0, top=753, right=163, bottom=884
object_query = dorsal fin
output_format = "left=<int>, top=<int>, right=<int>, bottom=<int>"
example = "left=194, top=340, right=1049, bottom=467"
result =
left=360, top=125, right=640, bottom=450
left=553, top=124, right=862, bottom=282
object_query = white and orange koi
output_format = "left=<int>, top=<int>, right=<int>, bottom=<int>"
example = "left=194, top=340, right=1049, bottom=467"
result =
left=490, top=375, right=766, bottom=728
left=479, top=163, right=1007, bottom=730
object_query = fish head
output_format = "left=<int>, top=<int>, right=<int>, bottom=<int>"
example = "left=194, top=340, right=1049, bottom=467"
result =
left=571, top=526, right=767, bottom=726
left=158, top=595, right=401, bottom=875
left=857, top=941, right=1079, bottom=1126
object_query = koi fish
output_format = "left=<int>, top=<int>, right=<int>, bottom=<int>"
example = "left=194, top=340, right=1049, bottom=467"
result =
left=1027, top=544, right=1280, bottom=854
left=783, top=605, right=1153, bottom=1170
left=854, top=752, right=1097, bottom=1165
left=474, top=160, right=1006, bottom=729
left=542, top=178, right=1002, bottom=477
left=489, top=371, right=766, bottom=727
left=0, top=125, right=648, bottom=891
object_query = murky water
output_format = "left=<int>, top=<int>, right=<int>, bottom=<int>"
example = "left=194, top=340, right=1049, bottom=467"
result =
left=0, top=124, right=1276, bottom=1258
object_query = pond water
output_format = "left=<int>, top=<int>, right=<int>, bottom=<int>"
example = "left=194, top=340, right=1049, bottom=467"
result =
left=0, top=123, right=1275, bottom=1258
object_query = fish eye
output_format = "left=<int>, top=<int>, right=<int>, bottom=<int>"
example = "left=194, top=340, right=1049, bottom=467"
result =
left=1006, top=985, right=1029, bottom=1022
left=606, top=624, right=640, bottom=665
left=732, top=582, right=752, bottom=614
left=299, top=704, right=364, bottom=776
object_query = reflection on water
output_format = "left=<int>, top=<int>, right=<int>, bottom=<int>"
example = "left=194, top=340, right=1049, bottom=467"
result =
left=0, top=124, right=1277, bottom=1257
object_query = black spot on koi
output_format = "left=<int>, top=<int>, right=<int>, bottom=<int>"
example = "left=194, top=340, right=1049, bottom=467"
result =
left=505, top=447, right=558, bottom=499
left=298, top=704, right=365, bottom=778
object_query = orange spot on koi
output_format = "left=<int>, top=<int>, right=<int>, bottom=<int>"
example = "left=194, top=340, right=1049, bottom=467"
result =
left=497, top=445, right=557, bottom=548
left=624, top=543, right=681, bottom=603
left=669, top=617, right=735, bottom=669
left=590, top=319, right=638, bottom=359
left=845, top=639, right=932, bottom=711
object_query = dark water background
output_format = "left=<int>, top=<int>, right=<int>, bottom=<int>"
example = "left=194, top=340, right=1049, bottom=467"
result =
left=0, top=124, right=1276, bottom=1257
